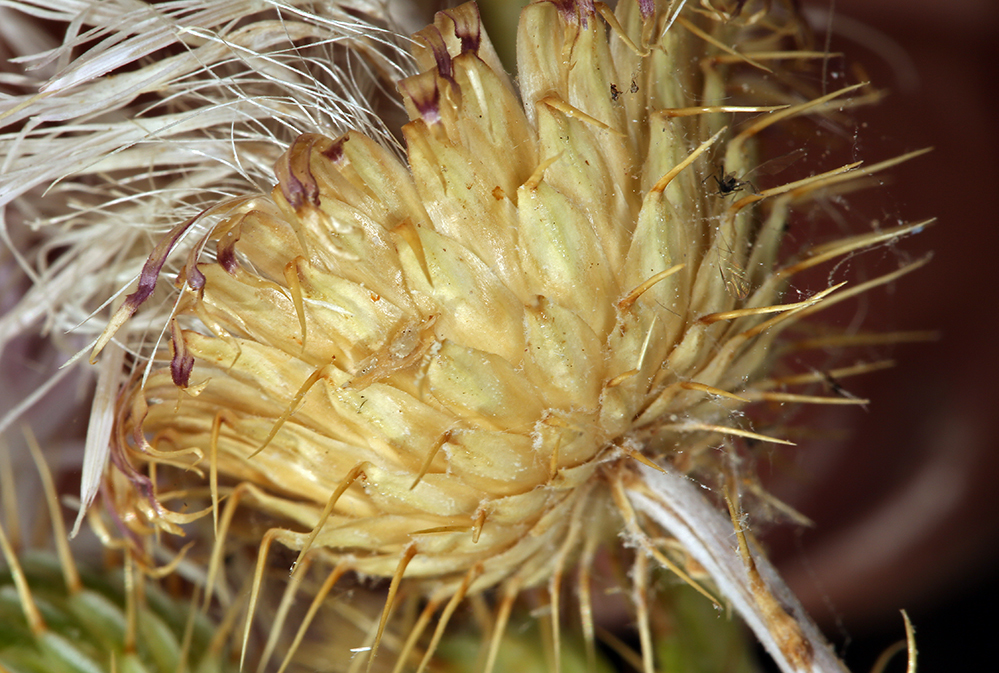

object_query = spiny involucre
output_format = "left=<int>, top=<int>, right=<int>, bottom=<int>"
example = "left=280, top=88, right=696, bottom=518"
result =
left=1, top=1, right=930, bottom=672
left=0, top=433, right=236, bottom=673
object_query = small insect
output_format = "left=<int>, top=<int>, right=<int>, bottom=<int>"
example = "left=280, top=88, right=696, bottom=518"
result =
left=820, top=370, right=869, bottom=409
left=716, top=237, right=751, bottom=299
left=706, top=149, right=809, bottom=298
left=704, top=148, right=807, bottom=198
left=821, top=371, right=856, bottom=399
left=705, top=168, right=756, bottom=197
left=610, top=79, right=639, bottom=102
left=719, top=259, right=751, bottom=300
left=713, top=232, right=752, bottom=299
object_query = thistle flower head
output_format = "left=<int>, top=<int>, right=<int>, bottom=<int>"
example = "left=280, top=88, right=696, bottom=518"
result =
left=109, top=0, right=751, bottom=577
left=2, top=1, right=930, bottom=671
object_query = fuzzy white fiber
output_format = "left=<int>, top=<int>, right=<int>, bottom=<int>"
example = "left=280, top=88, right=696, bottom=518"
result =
left=0, top=0, right=420, bottom=523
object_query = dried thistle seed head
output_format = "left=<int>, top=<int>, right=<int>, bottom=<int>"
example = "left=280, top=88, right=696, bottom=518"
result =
left=110, top=0, right=727, bottom=581
left=88, top=0, right=927, bottom=670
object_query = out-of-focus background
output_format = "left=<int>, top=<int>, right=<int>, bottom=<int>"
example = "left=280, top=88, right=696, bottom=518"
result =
left=761, top=0, right=999, bottom=670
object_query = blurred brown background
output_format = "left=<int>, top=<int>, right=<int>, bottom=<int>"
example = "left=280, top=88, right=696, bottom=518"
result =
left=764, top=0, right=999, bottom=669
